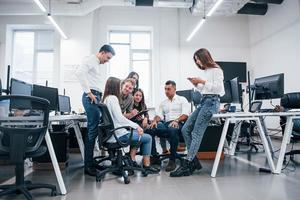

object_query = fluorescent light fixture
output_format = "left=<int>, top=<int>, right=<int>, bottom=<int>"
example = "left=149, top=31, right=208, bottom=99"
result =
left=33, top=0, right=47, bottom=12
left=47, top=14, right=68, bottom=40
left=186, top=18, right=205, bottom=42
left=207, top=0, right=224, bottom=17
left=186, top=0, right=224, bottom=41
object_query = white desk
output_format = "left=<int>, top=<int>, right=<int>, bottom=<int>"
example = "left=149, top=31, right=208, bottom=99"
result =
left=211, top=111, right=300, bottom=178
left=47, top=115, right=86, bottom=195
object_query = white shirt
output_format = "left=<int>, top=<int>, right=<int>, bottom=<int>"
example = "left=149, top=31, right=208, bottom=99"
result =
left=196, top=67, right=225, bottom=96
left=75, top=54, right=105, bottom=93
left=104, top=95, right=139, bottom=143
left=157, top=94, right=190, bottom=122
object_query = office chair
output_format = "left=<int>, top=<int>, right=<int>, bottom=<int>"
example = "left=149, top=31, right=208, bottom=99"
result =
left=94, top=103, right=147, bottom=184
left=0, top=95, right=57, bottom=200
left=280, top=93, right=300, bottom=163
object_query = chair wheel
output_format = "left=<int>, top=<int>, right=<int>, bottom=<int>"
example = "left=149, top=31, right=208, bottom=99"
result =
left=51, top=189, right=57, bottom=196
left=124, top=177, right=130, bottom=184
left=142, top=171, right=148, bottom=177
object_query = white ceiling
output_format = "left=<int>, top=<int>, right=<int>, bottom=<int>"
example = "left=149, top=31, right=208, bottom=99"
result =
left=0, top=0, right=249, bottom=16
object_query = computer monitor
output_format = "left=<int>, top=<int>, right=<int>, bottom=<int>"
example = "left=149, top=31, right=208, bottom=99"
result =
left=254, top=73, right=284, bottom=100
left=32, top=84, right=59, bottom=111
left=58, top=95, right=71, bottom=114
left=10, top=78, right=32, bottom=109
left=230, top=77, right=242, bottom=104
left=220, top=81, right=232, bottom=103
left=217, top=61, right=247, bottom=82
left=176, top=89, right=193, bottom=102
left=10, top=78, right=32, bottom=96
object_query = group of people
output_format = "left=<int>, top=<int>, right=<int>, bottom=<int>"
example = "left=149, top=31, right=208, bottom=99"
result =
left=76, top=44, right=225, bottom=178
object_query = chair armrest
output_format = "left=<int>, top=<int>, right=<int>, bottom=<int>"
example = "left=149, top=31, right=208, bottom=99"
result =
left=110, top=126, right=134, bottom=147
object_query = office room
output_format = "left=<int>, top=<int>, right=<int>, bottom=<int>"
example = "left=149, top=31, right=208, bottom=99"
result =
left=0, top=0, right=300, bottom=199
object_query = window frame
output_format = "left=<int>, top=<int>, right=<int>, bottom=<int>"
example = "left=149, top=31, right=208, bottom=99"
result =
left=108, top=28, right=153, bottom=106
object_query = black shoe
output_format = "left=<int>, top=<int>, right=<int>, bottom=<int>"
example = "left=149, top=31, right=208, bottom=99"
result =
left=170, top=159, right=193, bottom=177
left=143, top=165, right=160, bottom=174
left=84, top=166, right=97, bottom=176
left=150, top=156, right=161, bottom=165
left=192, top=157, right=202, bottom=172
left=165, top=160, right=176, bottom=172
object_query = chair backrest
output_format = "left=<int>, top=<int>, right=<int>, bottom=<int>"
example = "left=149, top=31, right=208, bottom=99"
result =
left=97, top=103, right=115, bottom=146
left=280, top=92, right=300, bottom=109
left=0, top=95, right=50, bottom=163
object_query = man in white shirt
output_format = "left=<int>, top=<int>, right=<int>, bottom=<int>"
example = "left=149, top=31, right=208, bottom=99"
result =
left=76, top=44, right=115, bottom=176
left=146, top=80, right=190, bottom=172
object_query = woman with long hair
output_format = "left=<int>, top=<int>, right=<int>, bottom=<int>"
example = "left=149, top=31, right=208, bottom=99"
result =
left=102, top=77, right=159, bottom=174
left=126, top=71, right=139, bottom=89
left=170, top=48, right=225, bottom=177
left=132, top=88, right=149, bottom=129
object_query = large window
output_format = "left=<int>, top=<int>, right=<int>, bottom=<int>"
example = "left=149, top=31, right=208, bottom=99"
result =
left=109, top=30, right=152, bottom=104
left=12, top=30, right=54, bottom=86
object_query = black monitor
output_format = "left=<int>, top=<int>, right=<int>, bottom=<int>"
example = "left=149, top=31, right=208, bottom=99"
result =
left=217, top=61, right=247, bottom=82
left=220, top=81, right=232, bottom=103
left=32, top=84, right=58, bottom=111
left=10, top=78, right=32, bottom=96
left=10, top=78, right=32, bottom=109
left=58, top=95, right=71, bottom=114
left=176, top=89, right=193, bottom=102
left=254, top=73, right=284, bottom=100
left=230, top=77, right=242, bottom=103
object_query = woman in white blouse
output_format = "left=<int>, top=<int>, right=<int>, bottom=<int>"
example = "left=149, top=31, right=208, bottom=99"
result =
left=170, top=48, right=225, bottom=177
left=102, top=77, right=159, bottom=174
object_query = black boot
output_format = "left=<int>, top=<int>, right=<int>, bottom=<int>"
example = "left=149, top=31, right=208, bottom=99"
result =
left=169, top=159, right=193, bottom=177
left=191, top=157, right=202, bottom=172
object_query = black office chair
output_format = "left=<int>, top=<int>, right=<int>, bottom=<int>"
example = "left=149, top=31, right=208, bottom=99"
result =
left=94, top=103, right=147, bottom=184
left=0, top=95, right=57, bottom=200
left=280, top=93, right=300, bottom=162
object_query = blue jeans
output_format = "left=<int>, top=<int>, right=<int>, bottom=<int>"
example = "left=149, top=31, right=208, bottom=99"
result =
left=82, top=91, right=101, bottom=167
left=182, top=96, right=220, bottom=161
left=145, top=121, right=182, bottom=161
left=119, top=130, right=152, bottom=156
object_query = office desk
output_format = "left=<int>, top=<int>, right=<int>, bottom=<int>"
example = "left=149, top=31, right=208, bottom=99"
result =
left=211, top=111, right=300, bottom=178
left=47, top=115, right=86, bottom=195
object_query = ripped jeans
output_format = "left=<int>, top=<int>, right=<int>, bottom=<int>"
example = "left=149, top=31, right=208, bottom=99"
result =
left=181, top=95, right=220, bottom=161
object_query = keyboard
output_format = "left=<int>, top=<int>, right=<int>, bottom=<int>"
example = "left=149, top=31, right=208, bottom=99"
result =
left=259, top=108, right=275, bottom=113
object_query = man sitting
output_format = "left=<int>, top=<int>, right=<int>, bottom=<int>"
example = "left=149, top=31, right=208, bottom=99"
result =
left=146, top=80, right=189, bottom=172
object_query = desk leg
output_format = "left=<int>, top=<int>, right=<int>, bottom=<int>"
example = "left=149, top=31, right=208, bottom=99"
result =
left=256, top=118, right=275, bottom=173
left=260, top=117, right=275, bottom=156
left=45, top=130, right=67, bottom=195
left=228, top=121, right=242, bottom=156
left=211, top=118, right=230, bottom=178
left=275, top=117, right=293, bottom=174
left=72, top=122, right=85, bottom=161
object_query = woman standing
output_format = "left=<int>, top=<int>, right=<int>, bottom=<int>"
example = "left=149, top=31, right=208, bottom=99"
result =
left=102, top=77, right=159, bottom=174
left=170, top=48, right=225, bottom=177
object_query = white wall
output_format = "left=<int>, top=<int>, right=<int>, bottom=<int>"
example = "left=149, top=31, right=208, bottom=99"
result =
left=0, top=7, right=251, bottom=112
left=249, top=0, right=300, bottom=127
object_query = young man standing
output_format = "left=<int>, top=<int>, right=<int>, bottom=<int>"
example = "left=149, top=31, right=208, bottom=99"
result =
left=76, top=44, right=115, bottom=176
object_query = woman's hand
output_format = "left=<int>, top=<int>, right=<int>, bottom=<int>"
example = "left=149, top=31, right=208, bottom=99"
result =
left=142, top=118, right=149, bottom=129
left=188, top=77, right=206, bottom=86
left=137, top=126, right=144, bottom=135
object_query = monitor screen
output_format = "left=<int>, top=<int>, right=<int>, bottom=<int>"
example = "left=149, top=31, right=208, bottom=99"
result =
left=10, top=78, right=32, bottom=96
left=10, top=78, right=32, bottom=109
left=176, top=89, right=193, bottom=102
left=220, top=81, right=232, bottom=103
left=58, top=95, right=71, bottom=113
left=32, top=84, right=58, bottom=111
left=217, top=61, right=247, bottom=82
left=254, top=73, right=284, bottom=100
left=0, top=79, right=2, bottom=96
left=230, top=77, right=242, bottom=104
